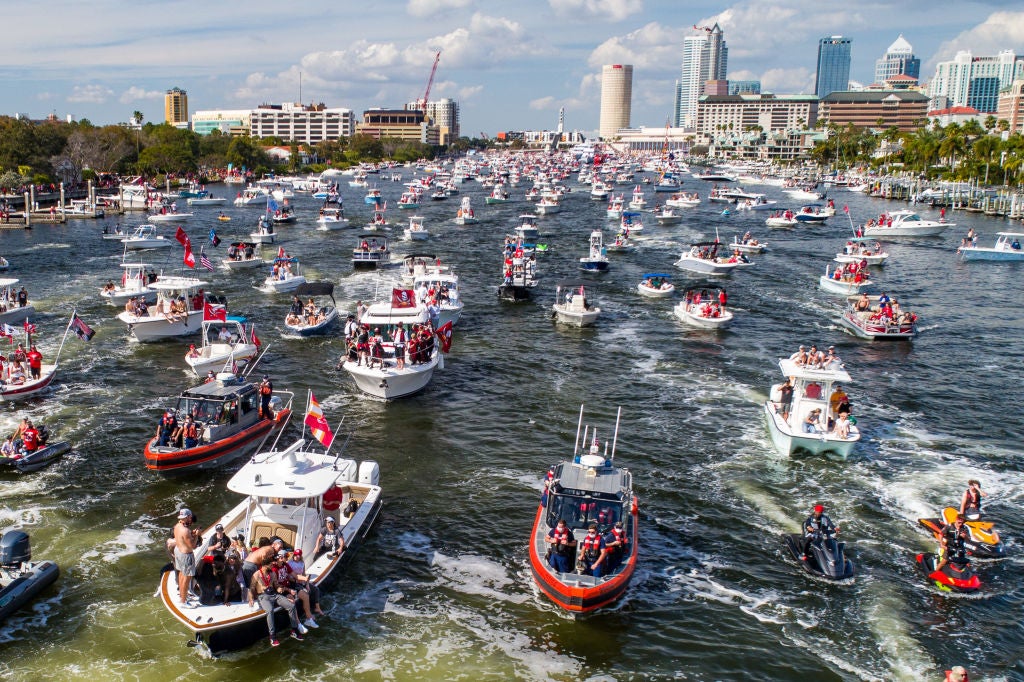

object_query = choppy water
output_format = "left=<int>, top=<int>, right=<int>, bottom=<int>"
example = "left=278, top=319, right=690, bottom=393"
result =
left=0, top=171, right=1022, bottom=681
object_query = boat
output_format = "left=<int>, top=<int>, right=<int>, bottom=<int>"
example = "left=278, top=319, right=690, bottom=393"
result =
left=396, top=191, right=420, bottom=210
left=271, top=204, right=297, bottom=224
left=258, top=256, right=307, bottom=293
left=552, top=281, right=600, bottom=327
left=673, top=290, right=733, bottom=329
left=628, top=186, right=646, bottom=210
left=315, top=208, right=349, bottom=231
left=636, top=274, right=674, bottom=298
left=578, top=230, right=609, bottom=272
left=708, top=186, right=733, bottom=203
left=863, top=210, right=952, bottom=237
left=514, top=215, right=540, bottom=242
left=915, top=553, right=980, bottom=593
left=403, top=216, right=429, bottom=241
left=121, top=224, right=172, bottom=250
left=499, top=242, right=539, bottom=302
left=101, top=223, right=131, bottom=240
left=765, top=211, right=798, bottom=228
left=99, top=262, right=159, bottom=305
left=535, top=197, right=561, bottom=215
left=118, top=182, right=156, bottom=210
left=0, top=314, right=86, bottom=401
left=839, top=297, right=917, bottom=340
left=0, top=257, right=8, bottom=271
left=620, top=211, right=643, bottom=234
left=819, top=264, right=872, bottom=295
left=144, top=372, right=293, bottom=473
left=485, top=186, right=511, bottom=204
left=764, top=355, right=861, bottom=458
left=653, top=175, right=681, bottom=193
left=783, top=186, right=825, bottom=201
left=918, top=507, right=1005, bottom=560
left=674, top=242, right=752, bottom=277
left=352, top=234, right=393, bottom=269
left=528, top=406, right=638, bottom=613
left=217, top=215, right=231, bottom=222
left=284, top=282, right=340, bottom=336
left=454, top=197, right=478, bottom=225
left=340, top=334, right=442, bottom=400
left=958, top=232, right=1024, bottom=261
left=665, top=192, right=701, bottom=208
left=606, top=196, right=625, bottom=220
left=782, top=529, right=855, bottom=581
left=0, top=530, right=60, bottom=623
left=589, top=181, right=611, bottom=201
left=795, top=204, right=829, bottom=223
left=732, top=234, right=768, bottom=254
left=364, top=187, right=384, bottom=205
left=184, top=318, right=259, bottom=376
left=692, top=171, right=736, bottom=182
left=116, top=277, right=209, bottom=341
left=835, top=237, right=888, bottom=266
left=605, top=230, right=634, bottom=253
left=156, top=434, right=381, bottom=652
left=0, top=439, right=71, bottom=473
left=187, top=196, right=227, bottom=206
left=148, top=209, right=194, bottom=222
left=413, top=265, right=463, bottom=326
left=250, top=215, right=277, bottom=244
left=430, top=188, right=449, bottom=201
left=233, top=187, right=271, bottom=207
left=653, top=207, right=683, bottom=226
left=222, top=242, right=265, bottom=270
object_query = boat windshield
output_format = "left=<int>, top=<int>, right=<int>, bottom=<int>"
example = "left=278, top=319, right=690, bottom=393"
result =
left=174, top=392, right=257, bottom=424
left=546, top=493, right=623, bottom=532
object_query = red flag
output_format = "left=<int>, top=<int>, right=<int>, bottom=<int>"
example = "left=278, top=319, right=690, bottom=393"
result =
left=304, top=392, right=334, bottom=447
left=183, top=245, right=196, bottom=268
left=277, top=246, right=286, bottom=259
left=435, top=320, right=453, bottom=353
left=203, top=302, right=226, bottom=322
left=843, top=205, right=850, bottom=214
left=174, top=226, right=191, bottom=248
left=23, top=319, right=37, bottom=335
left=250, top=325, right=261, bottom=348
left=391, top=288, right=416, bottom=308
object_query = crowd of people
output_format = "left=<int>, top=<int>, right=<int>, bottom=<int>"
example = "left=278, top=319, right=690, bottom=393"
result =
left=0, top=342, right=43, bottom=387
left=338, top=317, right=437, bottom=371
left=0, top=416, right=50, bottom=460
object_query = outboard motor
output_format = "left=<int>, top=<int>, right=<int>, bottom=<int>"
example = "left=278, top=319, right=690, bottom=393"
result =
left=0, top=529, right=31, bottom=568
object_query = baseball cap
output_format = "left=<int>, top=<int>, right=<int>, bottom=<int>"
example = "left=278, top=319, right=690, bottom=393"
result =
left=293, top=549, right=302, bottom=558
left=215, top=523, right=224, bottom=531
left=813, top=504, right=824, bottom=513
left=178, top=508, right=192, bottom=519
left=276, top=549, right=288, bottom=558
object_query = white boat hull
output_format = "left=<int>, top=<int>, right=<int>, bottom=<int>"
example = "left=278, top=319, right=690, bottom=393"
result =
left=637, top=283, right=675, bottom=298
left=148, top=213, right=193, bottom=222
left=259, top=275, right=307, bottom=293
left=835, top=252, right=888, bottom=265
left=552, top=304, right=600, bottom=327
left=673, top=303, right=733, bottom=329
left=123, top=238, right=172, bottom=250
left=221, top=257, right=265, bottom=270
left=118, top=310, right=203, bottom=342
left=100, top=286, right=158, bottom=305
left=0, top=305, right=35, bottom=326
left=0, top=364, right=57, bottom=401
left=675, top=256, right=747, bottom=277
left=819, top=276, right=871, bottom=295
left=342, top=353, right=439, bottom=399
left=864, top=225, right=947, bottom=237
left=763, top=402, right=859, bottom=459
left=838, top=311, right=916, bottom=340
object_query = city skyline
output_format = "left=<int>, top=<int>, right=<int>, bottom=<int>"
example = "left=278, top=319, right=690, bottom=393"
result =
left=4, top=1, right=1024, bottom=135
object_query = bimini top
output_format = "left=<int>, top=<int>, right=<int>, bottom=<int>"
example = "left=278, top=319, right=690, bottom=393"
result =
left=358, top=233, right=391, bottom=240
left=151, top=276, right=207, bottom=291
left=778, top=357, right=852, bottom=384
left=0, top=278, right=21, bottom=288
left=227, top=439, right=351, bottom=499
left=293, top=281, right=335, bottom=298
left=556, top=279, right=597, bottom=289
left=642, top=273, right=672, bottom=278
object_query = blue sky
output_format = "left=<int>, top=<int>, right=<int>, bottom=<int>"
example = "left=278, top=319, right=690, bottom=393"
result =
left=3, top=0, right=1023, bottom=135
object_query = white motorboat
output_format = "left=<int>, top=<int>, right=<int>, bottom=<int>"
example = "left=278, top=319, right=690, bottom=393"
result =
left=499, top=242, right=539, bottom=302
left=148, top=210, right=193, bottom=222
left=693, top=171, right=736, bottom=182
left=673, top=294, right=733, bottom=329
left=484, top=186, right=511, bottom=204
left=795, top=204, right=830, bottom=223
left=118, top=182, right=155, bottom=210
left=957, top=232, right=1024, bottom=261
left=414, top=265, right=463, bottom=326
left=620, top=211, right=643, bottom=234
left=186, top=196, right=227, bottom=206
left=674, top=242, right=752, bottom=277
left=403, top=216, right=429, bottom=241
left=514, top=214, right=540, bottom=242
left=359, top=299, right=430, bottom=330
left=101, top=224, right=131, bottom=240
left=735, top=197, right=776, bottom=211
left=665, top=192, right=701, bottom=208
left=589, top=182, right=611, bottom=200
left=184, top=318, right=258, bottom=375
left=284, top=282, right=340, bottom=336
left=0, top=279, right=33, bottom=326
left=552, top=280, right=600, bottom=327
left=99, top=262, right=159, bottom=305
left=579, top=230, right=610, bottom=272
left=232, top=187, right=271, bottom=207
left=606, top=196, right=625, bottom=219
left=835, top=237, right=889, bottom=266
left=605, top=230, right=634, bottom=253
left=341, top=342, right=441, bottom=400
left=765, top=212, right=798, bottom=228
left=157, top=436, right=382, bottom=653
left=783, top=186, right=825, bottom=201
left=764, top=356, right=860, bottom=458
left=250, top=215, right=277, bottom=244
left=116, top=276, right=208, bottom=342
left=628, top=186, right=646, bottom=210
left=222, top=242, right=265, bottom=270
left=863, top=210, right=952, bottom=237
left=364, top=187, right=384, bottom=205
left=258, top=256, right=306, bottom=293
left=396, top=191, right=420, bottom=210
left=0, top=256, right=8, bottom=271
left=838, top=299, right=917, bottom=340
left=454, top=197, right=478, bottom=225
left=732, top=235, right=768, bottom=254
left=316, top=208, right=349, bottom=231
left=535, top=197, right=561, bottom=215
left=819, top=264, right=872, bottom=295
left=271, top=205, right=297, bottom=224
left=653, top=207, right=683, bottom=226
left=121, top=224, right=172, bottom=250
left=352, top=234, right=393, bottom=269
left=637, top=274, right=675, bottom=298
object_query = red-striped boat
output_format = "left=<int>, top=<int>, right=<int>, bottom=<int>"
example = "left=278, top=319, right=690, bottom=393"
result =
left=528, top=406, right=639, bottom=613
left=144, top=374, right=293, bottom=473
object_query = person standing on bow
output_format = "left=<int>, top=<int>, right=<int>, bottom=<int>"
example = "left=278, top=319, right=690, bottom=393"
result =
left=960, top=480, right=986, bottom=517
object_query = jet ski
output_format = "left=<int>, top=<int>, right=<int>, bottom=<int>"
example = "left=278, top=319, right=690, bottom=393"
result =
left=783, top=531, right=855, bottom=580
left=915, top=552, right=981, bottom=593
left=918, top=506, right=1005, bottom=559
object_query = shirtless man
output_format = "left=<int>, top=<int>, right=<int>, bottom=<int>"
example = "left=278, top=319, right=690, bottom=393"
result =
left=241, top=537, right=284, bottom=599
left=174, top=508, right=200, bottom=606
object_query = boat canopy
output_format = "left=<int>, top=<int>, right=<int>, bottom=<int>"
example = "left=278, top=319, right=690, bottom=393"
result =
left=555, top=279, right=596, bottom=289
left=227, top=439, right=347, bottom=499
left=778, top=358, right=852, bottom=384
left=404, top=253, right=437, bottom=262
left=358, top=233, right=390, bottom=240
left=293, top=281, right=335, bottom=298
left=642, top=273, right=672, bottom=278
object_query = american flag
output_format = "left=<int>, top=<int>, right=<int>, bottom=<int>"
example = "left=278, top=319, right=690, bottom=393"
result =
left=200, top=253, right=214, bottom=271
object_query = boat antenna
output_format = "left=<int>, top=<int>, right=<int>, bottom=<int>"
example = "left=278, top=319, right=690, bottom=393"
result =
left=845, top=204, right=857, bottom=237
left=326, top=417, right=350, bottom=463
left=243, top=342, right=273, bottom=377
left=609, top=406, right=621, bottom=462
left=572, top=404, right=585, bottom=456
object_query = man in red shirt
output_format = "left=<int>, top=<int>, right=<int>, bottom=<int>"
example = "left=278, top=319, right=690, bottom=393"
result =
left=26, top=345, right=42, bottom=380
left=21, top=421, right=39, bottom=453
left=322, top=483, right=344, bottom=514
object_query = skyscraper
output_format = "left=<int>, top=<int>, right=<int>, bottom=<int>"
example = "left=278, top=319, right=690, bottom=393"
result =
left=164, top=87, right=188, bottom=126
left=929, top=50, right=1024, bottom=113
left=874, top=34, right=920, bottom=85
left=599, top=64, right=633, bottom=140
left=674, top=24, right=728, bottom=128
left=815, top=36, right=852, bottom=97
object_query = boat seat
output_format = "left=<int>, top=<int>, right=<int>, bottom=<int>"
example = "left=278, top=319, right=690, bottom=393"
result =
left=249, top=521, right=297, bottom=549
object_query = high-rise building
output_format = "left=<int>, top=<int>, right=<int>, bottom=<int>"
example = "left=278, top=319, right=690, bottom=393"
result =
left=599, top=64, right=633, bottom=140
left=674, top=24, right=728, bottom=128
left=874, top=34, right=920, bottom=85
left=728, top=80, right=761, bottom=96
left=164, top=87, right=188, bottom=127
left=405, top=98, right=460, bottom=144
left=929, top=50, right=1024, bottom=113
left=997, top=79, right=1024, bottom=133
left=815, top=36, right=852, bottom=97
left=249, top=102, right=355, bottom=143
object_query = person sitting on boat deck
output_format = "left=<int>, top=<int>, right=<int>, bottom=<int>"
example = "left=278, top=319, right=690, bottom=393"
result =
left=8, top=362, right=25, bottom=385
left=960, top=480, right=986, bottom=517
left=102, top=279, right=116, bottom=294
left=802, top=409, right=822, bottom=434
left=577, top=523, right=609, bottom=577
left=272, top=550, right=318, bottom=629
left=801, top=504, right=838, bottom=561
left=937, top=513, right=971, bottom=573
left=217, top=326, right=232, bottom=343
left=186, top=343, right=201, bottom=360
left=832, top=413, right=851, bottom=439
left=1, top=434, right=17, bottom=460
left=546, top=518, right=577, bottom=573
left=602, top=521, right=629, bottom=573
left=286, top=549, right=324, bottom=617
left=173, top=508, right=200, bottom=607
left=168, top=296, right=188, bottom=324
left=259, top=374, right=274, bottom=419
left=26, top=345, right=42, bottom=380
left=314, top=517, right=345, bottom=559
left=286, top=311, right=302, bottom=326
left=250, top=558, right=304, bottom=646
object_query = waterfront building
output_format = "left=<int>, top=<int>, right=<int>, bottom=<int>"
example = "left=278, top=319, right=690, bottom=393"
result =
left=704, top=128, right=816, bottom=162
left=696, top=94, right=818, bottom=136
left=815, top=36, right=852, bottom=97
left=357, top=108, right=440, bottom=145
left=674, top=24, right=728, bottom=128
left=819, top=90, right=929, bottom=131
left=405, top=98, right=460, bottom=144
left=599, top=64, right=633, bottom=140
left=927, top=106, right=986, bottom=128
left=729, top=80, right=761, bottom=95
left=997, top=79, right=1024, bottom=134
left=606, top=126, right=691, bottom=154
left=929, top=50, right=1024, bottom=113
left=874, top=35, right=920, bottom=85
left=191, top=109, right=253, bottom=136
left=494, top=129, right=587, bottom=148
left=165, top=87, right=188, bottom=128
left=250, top=103, right=355, bottom=144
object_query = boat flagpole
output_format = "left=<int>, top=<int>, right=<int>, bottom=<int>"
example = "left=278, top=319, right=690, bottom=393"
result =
left=243, top=343, right=272, bottom=377
left=324, top=415, right=347, bottom=460
left=572, top=404, right=585, bottom=457
left=609, top=406, right=622, bottom=462
left=301, top=388, right=310, bottom=442
left=845, top=204, right=856, bottom=236
left=54, top=311, right=77, bottom=366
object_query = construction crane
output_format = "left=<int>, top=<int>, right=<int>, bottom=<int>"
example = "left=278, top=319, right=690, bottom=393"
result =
left=692, top=24, right=713, bottom=32
left=418, top=50, right=442, bottom=113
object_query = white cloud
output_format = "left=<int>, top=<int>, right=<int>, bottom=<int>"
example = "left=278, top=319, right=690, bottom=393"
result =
left=530, top=96, right=556, bottom=111
left=549, top=0, right=643, bottom=22
left=407, top=0, right=473, bottom=18
left=588, top=21, right=680, bottom=70
left=758, top=67, right=815, bottom=94
left=458, top=85, right=483, bottom=99
left=67, top=84, right=113, bottom=103
left=928, top=11, right=1024, bottom=68
left=119, top=86, right=163, bottom=104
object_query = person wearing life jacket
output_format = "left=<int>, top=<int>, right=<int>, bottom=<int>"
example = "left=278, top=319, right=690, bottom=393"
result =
left=937, top=514, right=971, bottom=572
left=20, top=420, right=39, bottom=454
left=156, top=410, right=178, bottom=447
left=545, top=519, right=576, bottom=573
left=960, top=480, right=986, bottom=518
left=801, top=504, right=838, bottom=561
left=181, top=415, right=201, bottom=449
left=259, top=375, right=274, bottom=419
left=578, top=523, right=608, bottom=577
left=602, top=521, right=629, bottom=572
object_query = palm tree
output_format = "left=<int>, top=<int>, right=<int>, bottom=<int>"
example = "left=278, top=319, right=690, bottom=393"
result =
left=132, top=110, right=144, bottom=163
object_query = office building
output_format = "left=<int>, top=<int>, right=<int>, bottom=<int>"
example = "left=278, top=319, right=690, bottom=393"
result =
left=874, top=35, right=920, bottom=85
left=928, top=50, right=1024, bottom=113
left=819, top=90, right=929, bottom=131
left=191, top=109, right=253, bottom=136
left=997, top=79, right=1024, bottom=134
left=674, top=24, right=728, bottom=128
left=357, top=109, right=440, bottom=145
left=599, top=64, right=633, bottom=140
left=815, top=36, right=852, bottom=97
left=249, top=103, right=354, bottom=143
left=405, top=98, right=460, bottom=144
left=164, top=87, right=188, bottom=127
left=728, top=80, right=761, bottom=96
left=696, top=94, right=819, bottom=135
